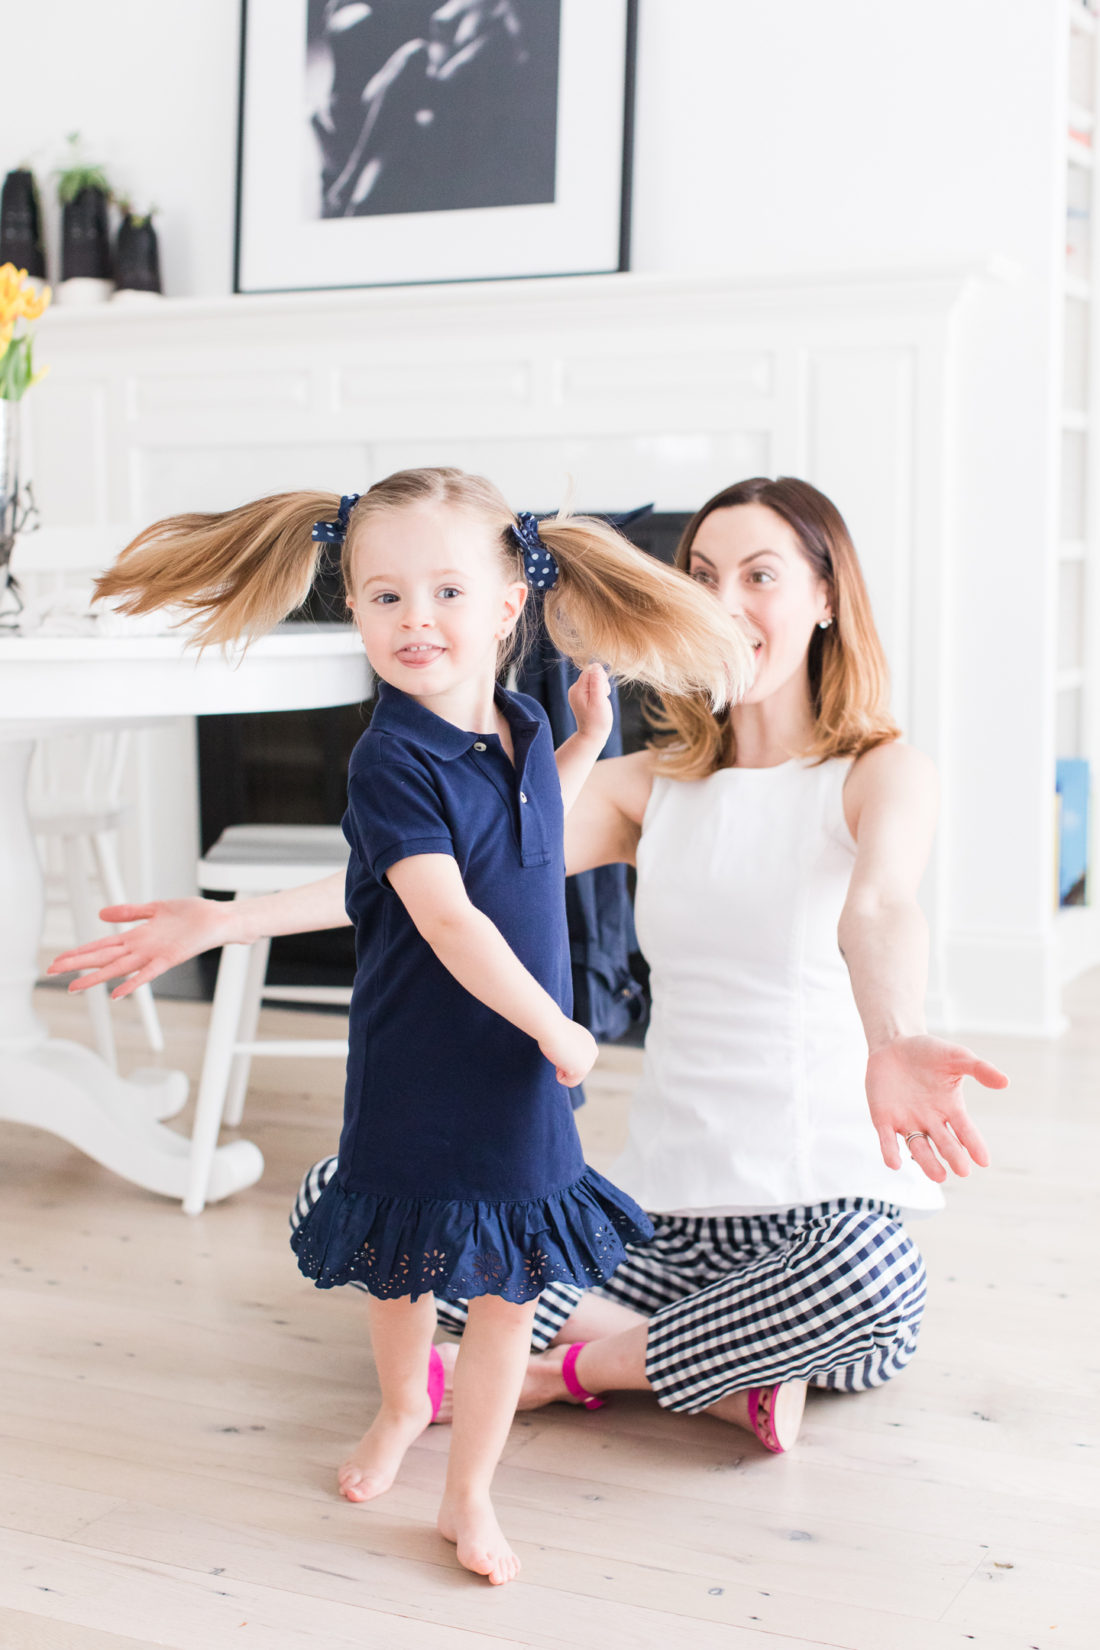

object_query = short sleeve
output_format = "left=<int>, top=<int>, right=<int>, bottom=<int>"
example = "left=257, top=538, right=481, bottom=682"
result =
left=344, top=757, right=456, bottom=884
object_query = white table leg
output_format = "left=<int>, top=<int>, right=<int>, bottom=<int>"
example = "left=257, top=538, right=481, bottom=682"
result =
left=0, top=738, right=263, bottom=1206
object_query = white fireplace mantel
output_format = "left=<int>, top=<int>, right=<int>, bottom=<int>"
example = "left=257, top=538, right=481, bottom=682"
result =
left=20, top=264, right=998, bottom=1026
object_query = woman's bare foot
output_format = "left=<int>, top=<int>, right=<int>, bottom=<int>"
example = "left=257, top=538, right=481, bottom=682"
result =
left=707, top=1379, right=807, bottom=1451
left=434, top=1339, right=807, bottom=1451
left=433, top=1341, right=595, bottom=1419
left=516, top=1343, right=583, bottom=1409
left=437, top=1489, right=521, bottom=1585
left=430, top=1341, right=459, bottom=1423
left=338, top=1395, right=433, bottom=1502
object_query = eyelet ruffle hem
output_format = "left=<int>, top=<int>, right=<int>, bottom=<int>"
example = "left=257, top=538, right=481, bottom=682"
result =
left=289, top=1167, right=654, bottom=1303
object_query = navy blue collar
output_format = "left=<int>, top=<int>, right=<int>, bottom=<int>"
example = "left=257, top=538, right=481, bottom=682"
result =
left=370, top=680, right=540, bottom=761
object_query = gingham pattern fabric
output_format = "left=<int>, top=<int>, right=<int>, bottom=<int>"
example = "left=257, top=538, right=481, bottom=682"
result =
left=292, top=1163, right=926, bottom=1410
left=617, top=1200, right=927, bottom=1411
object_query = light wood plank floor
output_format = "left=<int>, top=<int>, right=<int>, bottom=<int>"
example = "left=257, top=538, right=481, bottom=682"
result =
left=1, top=981, right=1096, bottom=1650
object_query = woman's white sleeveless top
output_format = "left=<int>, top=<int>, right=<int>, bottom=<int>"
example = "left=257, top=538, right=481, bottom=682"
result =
left=611, top=758, right=943, bottom=1215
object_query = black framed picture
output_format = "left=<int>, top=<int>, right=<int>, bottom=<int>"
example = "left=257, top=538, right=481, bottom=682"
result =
left=234, top=0, right=637, bottom=294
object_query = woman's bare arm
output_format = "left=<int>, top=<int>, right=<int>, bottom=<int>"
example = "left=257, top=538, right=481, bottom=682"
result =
left=839, top=742, right=1008, bottom=1182
left=48, top=872, right=350, bottom=999
left=563, top=749, right=657, bottom=874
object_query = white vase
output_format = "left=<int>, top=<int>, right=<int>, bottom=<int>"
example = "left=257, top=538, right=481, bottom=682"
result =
left=55, top=276, right=113, bottom=306
left=0, top=399, right=29, bottom=628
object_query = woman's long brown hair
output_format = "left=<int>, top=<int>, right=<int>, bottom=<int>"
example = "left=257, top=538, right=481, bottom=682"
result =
left=650, top=476, right=900, bottom=778
left=94, top=467, right=754, bottom=707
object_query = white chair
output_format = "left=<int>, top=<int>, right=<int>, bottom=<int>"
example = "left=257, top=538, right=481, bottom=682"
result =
left=184, top=823, right=351, bottom=1216
left=30, top=730, right=165, bottom=1070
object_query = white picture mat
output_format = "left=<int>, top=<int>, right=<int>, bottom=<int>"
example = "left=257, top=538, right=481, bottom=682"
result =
left=238, top=0, right=629, bottom=292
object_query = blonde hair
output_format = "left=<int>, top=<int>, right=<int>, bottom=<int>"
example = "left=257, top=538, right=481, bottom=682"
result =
left=650, top=476, right=900, bottom=779
left=95, top=466, right=753, bottom=707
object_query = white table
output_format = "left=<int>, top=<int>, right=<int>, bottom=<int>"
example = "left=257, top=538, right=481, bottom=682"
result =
left=0, top=626, right=369, bottom=1204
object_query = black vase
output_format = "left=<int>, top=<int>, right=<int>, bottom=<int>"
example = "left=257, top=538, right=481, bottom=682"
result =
left=61, top=185, right=112, bottom=281
left=115, top=216, right=162, bottom=293
left=0, top=170, right=46, bottom=277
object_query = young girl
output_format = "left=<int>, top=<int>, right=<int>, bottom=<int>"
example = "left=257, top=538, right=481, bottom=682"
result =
left=88, top=466, right=752, bottom=1586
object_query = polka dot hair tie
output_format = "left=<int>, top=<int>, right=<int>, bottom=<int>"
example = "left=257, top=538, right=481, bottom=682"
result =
left=312, top=493, right=360, bottom=545
left=512, top=511, right=560, bottom=592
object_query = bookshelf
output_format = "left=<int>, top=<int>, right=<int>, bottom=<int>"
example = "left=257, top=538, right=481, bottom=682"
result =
left=1059, top=0, right=1100, bottom=971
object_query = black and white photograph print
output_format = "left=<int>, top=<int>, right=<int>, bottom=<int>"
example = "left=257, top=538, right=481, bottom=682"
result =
left=236, top=0, right=636, bottom=293
left=306, top=0, right=561, bottom=221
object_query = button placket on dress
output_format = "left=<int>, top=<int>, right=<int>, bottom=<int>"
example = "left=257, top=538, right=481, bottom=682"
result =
left=511, top=722, right=550, bottom=867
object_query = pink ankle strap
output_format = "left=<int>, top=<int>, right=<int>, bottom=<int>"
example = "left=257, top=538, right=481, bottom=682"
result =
left=561, top=1342, right=605, bottom=1410
left=427, top=1344, right=446, bottom=1423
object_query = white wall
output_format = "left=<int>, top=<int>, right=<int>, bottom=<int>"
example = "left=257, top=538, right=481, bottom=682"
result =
left=2, top=0, right=241, bottom=297
left=2, top=2, right=1055, bottom=293
left=2, top=0, right=1067, bottom=1029
left=633, top=1, right=1064, bottom=1030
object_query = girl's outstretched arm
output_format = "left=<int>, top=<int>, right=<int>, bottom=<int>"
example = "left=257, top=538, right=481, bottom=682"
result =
left=555, top=664, right=614, bottom=815
left=386, top=853, right=597, bottom=1087
left=838, top=742, right=1008, bottom=1182
left=48, top=873, right=350, bottom=999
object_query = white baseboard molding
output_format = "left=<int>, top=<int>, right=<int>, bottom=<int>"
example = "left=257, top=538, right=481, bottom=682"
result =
left=942, top=930, right=1067, bottom=1038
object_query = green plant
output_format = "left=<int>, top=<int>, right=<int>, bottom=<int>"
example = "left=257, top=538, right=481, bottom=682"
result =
left=0, top=263, right=51, bottom=401
left=56, top=133, right=111, bottom=205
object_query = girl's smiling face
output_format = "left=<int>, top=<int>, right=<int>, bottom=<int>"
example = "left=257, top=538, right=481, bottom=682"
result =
left=687, top=502, right=832, bottom=705
left=345, top=503, right=526, bottom=702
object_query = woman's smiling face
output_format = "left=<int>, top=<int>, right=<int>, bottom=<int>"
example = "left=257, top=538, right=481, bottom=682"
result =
left=687, top=502, right=832, bottom=705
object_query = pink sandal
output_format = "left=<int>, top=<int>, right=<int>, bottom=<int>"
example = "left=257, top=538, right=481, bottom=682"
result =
left=427, top=1344, right=447, bottom=1423
left=745, top=1379, right=807, bottom=1453
left=561, top=1341, right=606, bottom=1410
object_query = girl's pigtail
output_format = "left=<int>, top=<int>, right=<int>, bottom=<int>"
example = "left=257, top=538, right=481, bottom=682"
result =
left=533, top=515, right=754, bottom=710
left=93, top=490, right=342, bottom=648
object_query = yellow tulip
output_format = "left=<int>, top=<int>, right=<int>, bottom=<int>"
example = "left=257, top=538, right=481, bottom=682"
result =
left=0, top=264, right=23, bottom=306
left=19, top=285, right=51, bottom=322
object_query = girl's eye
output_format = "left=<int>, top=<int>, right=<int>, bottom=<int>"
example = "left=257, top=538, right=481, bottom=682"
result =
left=373, top=592, right=399, bottom=604
left=438, top=586, right=462, bottom=600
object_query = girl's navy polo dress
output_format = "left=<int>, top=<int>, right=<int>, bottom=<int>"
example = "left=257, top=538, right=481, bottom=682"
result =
left=290, top=681, right=652, bottom=1303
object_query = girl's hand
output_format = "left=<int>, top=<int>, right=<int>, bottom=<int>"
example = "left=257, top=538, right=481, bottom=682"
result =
left=866, top=1034, right=1008, bottom=1183
left=47, top=898, right=237, bottom=999
left=567, top=663, right=613, bottom=746
left=539, top=1014, right=599, bottom=1087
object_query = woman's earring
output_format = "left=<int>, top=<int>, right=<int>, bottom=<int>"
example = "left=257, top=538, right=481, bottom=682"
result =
left=818, top=618, right=832, bottom=630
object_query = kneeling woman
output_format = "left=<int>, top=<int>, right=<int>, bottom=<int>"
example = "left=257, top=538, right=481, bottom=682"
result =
left=342, top=475, right=1007, bottom=1449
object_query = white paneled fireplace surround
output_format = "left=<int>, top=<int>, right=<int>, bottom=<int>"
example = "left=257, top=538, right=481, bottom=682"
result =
left=16, top=267, right=1053, bottom=1035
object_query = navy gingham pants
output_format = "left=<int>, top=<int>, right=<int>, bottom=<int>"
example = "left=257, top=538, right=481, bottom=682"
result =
left=292, top=1161, right=926, bottom=1413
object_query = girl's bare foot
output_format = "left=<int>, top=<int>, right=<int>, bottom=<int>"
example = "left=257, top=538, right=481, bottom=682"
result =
left=338, top=1395, right=434, bottom=1502
left=437, top=1489, right=521, bottom=1585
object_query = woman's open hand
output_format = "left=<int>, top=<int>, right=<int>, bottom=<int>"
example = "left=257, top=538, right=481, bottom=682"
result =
left=866, top=1034, right=1008, bottom=1182
left=48, top=898, right=237, bottom=1000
